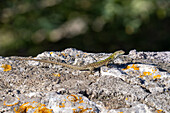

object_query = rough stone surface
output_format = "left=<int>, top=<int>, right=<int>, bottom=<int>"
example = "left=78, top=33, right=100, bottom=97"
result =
left=0, top=48, right=169, bottom=113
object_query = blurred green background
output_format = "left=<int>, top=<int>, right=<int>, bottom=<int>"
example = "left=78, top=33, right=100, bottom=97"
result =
left=0, top=0, right=170, bottom=56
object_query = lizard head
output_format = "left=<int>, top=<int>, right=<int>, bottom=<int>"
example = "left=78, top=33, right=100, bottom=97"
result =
left=110, top=50, right=125, bottom=60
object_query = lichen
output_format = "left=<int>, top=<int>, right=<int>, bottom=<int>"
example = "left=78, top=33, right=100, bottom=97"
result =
left=1, top=64, right=12, bottom=71
left=14, top=101, right=52, bottom=113
left=3, top=97, right=20, bottom=106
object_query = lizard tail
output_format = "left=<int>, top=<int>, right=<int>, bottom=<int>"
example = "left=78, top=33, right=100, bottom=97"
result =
left=15, top=58, right=86, bottom=70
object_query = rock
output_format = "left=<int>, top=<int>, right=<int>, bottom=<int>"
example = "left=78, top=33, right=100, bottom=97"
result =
left=0, top=48, right=169, bottom=113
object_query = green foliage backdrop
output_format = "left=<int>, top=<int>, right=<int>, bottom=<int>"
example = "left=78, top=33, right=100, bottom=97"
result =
left=0, top=0, right=170, bottom=56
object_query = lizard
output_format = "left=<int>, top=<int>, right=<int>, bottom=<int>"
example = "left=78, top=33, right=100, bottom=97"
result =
left=15, top=50, right=125, bottom=73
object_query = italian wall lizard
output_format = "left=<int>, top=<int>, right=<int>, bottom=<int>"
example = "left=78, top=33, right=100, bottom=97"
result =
left=15, top=50, right=125, bottom=73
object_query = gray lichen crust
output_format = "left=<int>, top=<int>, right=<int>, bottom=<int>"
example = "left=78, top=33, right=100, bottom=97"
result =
left=0, top=48, right=169, bottom=113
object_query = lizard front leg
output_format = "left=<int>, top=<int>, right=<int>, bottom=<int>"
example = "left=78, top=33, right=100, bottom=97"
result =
left=105, top=61, right=109, bottom=67
left=88, top=67, right=94, bottom=74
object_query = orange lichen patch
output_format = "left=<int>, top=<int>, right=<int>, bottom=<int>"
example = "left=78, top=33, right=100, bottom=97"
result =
left=152, top=69, right=154, bottom=73
left=61, top=53, right=66, bottom=56
left=14, top=101, right=52, bottom=113
left=73, top=106, right=93, bottom=113
left=50, top=52, right=53, bottom=54
left=1, top=64, right=12, bottom=71
left=34, top=106, right=53, bottom=113
left=152, top=68, right=157, bottom=73
left=118, top=112, right=123, bottom=113
left=139, top=72, right=153, bottom=78
left=67, top=94, right=79, bottom=103
left=14, top=107, right=26, bottom=113
left=122, top=64, right=139, bottom=71
left=156, top=109, right=163, bottom=113
left=72, top=108, right=77, bottom=111
left=59, top=103, right=65, bottom=108
left=14, top=102, right=35, bottom=113
left=139, top=74, right=145, bottom=78
left=131, top=64, right=139, bottom=70
left=79, top=97, right=84, bottom=103
left=153, top=75, right=161, bottom=79
left=143, top=72, right=152, bottom=76
left=122, top=65, right=131, bottom=70
left=78, top=106, right=84, bottom=109
left=52, top=73, right=61, bottom=77
left=3, top=97, right=20, bottom=106
left=144, top=72, right=152, bottom=75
